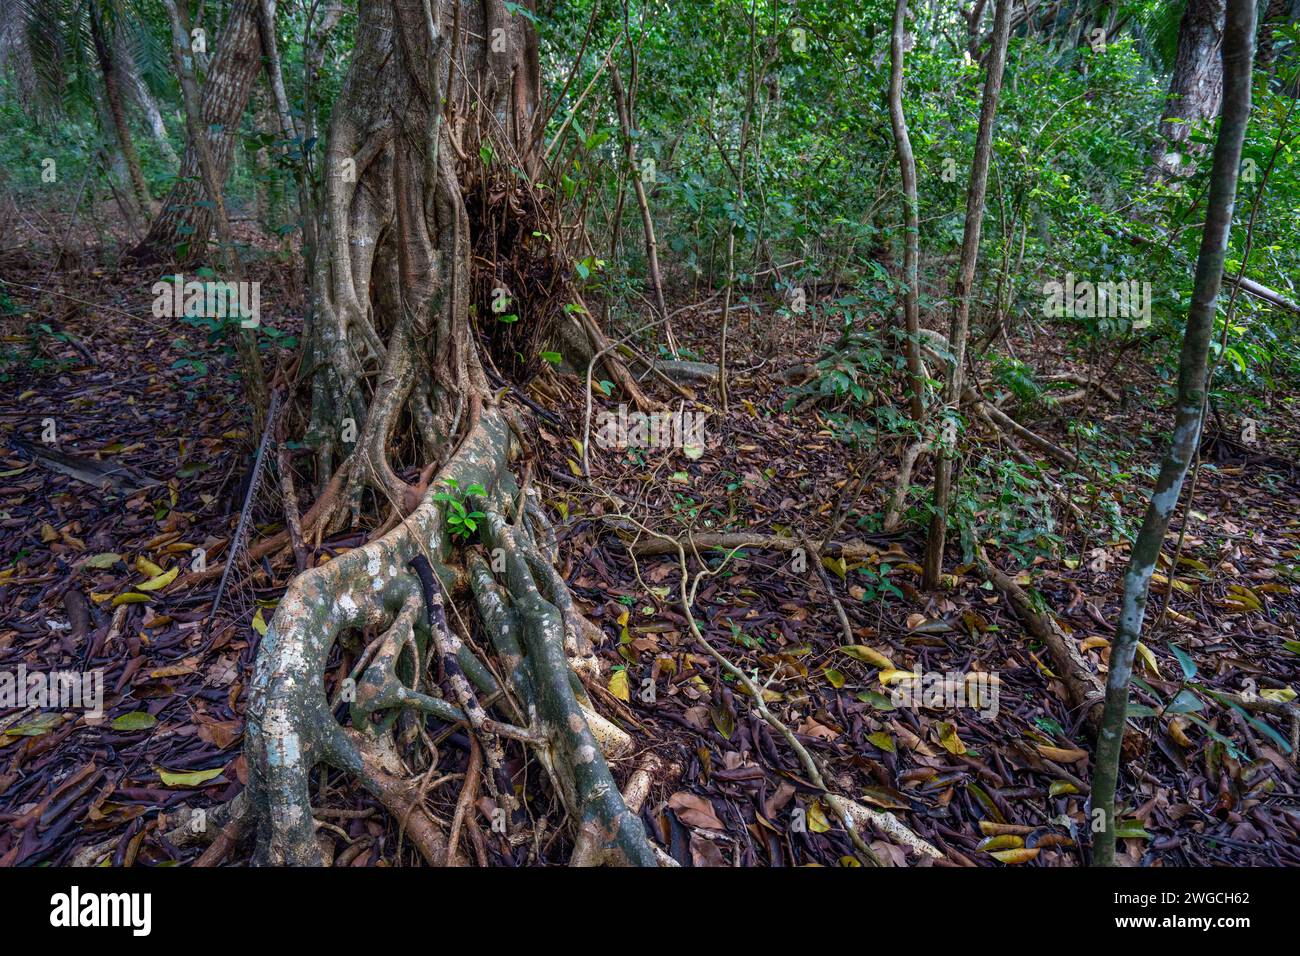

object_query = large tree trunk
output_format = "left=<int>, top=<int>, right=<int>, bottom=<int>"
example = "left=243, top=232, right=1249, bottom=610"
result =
left=244, top=0, right=657, bottom=867
left=1149, top=0, right=1227, bottom=180
left=129, top=0, right=263, bottom=263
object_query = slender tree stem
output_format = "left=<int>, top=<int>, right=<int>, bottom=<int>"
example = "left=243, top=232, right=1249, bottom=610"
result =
left=1091, top=0, right=1256, bottom=866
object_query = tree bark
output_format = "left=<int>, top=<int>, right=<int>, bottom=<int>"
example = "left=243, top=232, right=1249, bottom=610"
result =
left=922, top=0, right=1013, bottom=590
left=130, top=0, right=264, bottom=263
left=1091, top=0, right=1255, bottom=867
left=88, top=0, right=153, bottom=220
left=888, top=0, right=924, bottom=423
left=255, top=0, right=317, bottom=265
left=245, top=0, right=656, bottom=867
left=610, top=62, right=674, bottom=353
left=1256, top=0, right=1288, bottom=71
left=1149, top=0, right=1227, bottom=180
left=160, top=0, right=267, bottom=414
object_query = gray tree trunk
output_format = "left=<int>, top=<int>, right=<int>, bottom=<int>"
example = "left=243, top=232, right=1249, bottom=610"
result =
left=1092, top=0, right=1256, bottom=867
left=1149, top=0, right=1227, bottom=180
left=130, top=0, right=264, bottom=263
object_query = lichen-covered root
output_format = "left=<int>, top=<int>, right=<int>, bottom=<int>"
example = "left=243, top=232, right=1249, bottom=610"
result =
left=245, top=409, right=658, bottom=866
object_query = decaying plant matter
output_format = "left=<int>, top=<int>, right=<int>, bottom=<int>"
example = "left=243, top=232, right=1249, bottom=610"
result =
left=243, top=0, right=657, bottom=865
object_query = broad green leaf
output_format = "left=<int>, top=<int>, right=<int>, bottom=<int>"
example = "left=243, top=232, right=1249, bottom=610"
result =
left=112, top=712, right=157, bottom=731
left=157, top=766, right=224, bottom=787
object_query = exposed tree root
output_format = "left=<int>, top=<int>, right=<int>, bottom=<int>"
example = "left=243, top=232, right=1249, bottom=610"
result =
left=971, top=390, right=1085, bottom=472
left=631, top=358, right=721, bottom=385
left=1042, top=372, right=1121, bottom=403
left=245, top=409, right=658, bottom=865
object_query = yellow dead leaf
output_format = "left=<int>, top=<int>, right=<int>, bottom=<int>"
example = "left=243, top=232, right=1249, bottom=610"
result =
left=608, top=669, right=630, bottom=702
left=936, top=721, right=966, bottom=755
left=1260, top=687, right=1296, bottom=703
left=839, top=645, right=895, bottom=669
left=990, top=848, right=1041, bottom=864
left=878, top=668, right=915, bottom=687
left=1135, top=641, right=1161, bottom=676
left=1168, top=716, right=1194, bottom=747
left=978, top=834, right=1024, bottom=852
left=822, top=555, right=847, bottom=580
left=1037, top=744, right=1088, bottom=763
left=136, top=566, right=178, bottom=591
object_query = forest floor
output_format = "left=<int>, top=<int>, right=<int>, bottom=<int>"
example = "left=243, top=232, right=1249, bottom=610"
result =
left=2, top=220, right=1299, bottom=867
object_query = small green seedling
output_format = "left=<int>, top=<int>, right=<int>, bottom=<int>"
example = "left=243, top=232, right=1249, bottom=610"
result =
left=433, top=478, right=487, bottom=541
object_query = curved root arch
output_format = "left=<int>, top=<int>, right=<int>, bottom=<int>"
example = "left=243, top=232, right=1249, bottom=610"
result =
left=246, top=410, right=657, bottom=865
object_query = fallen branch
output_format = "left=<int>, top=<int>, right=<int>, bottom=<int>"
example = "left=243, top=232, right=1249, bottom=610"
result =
left=975, top=546, right=1108, bottom=737
left=1042, top=372, right=1121, bottom=403
left=624, top=532, right=893, bottom=560
left=621, top=518, right=943, bottom=865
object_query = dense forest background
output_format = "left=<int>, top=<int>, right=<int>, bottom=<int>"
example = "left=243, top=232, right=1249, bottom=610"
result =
left=0, top=0, right=1298, bottom=868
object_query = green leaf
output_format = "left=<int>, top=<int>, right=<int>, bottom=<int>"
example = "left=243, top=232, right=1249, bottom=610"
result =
left=502, top=1, right=539, bottom=22
left=1113, top=819, right=1152, bottom=840
left=6, top=713, right=62, bottom=736
left=1165, top=689, right=1204, bottom=714
left=111, top=712, right=157, bottom=731
left=1034, top=716, right=1065, bottom=737
left=1170, top=644, right=1197, bottom=680
left=158, top=766, right=224, bottom=787
left=866, top=731, right=895, bottom=753
left=855, top=690, right=897, bottom=710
